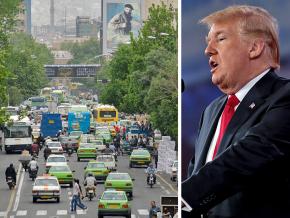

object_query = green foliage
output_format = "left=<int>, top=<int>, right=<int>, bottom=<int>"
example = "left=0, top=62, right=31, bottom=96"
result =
left=0, top=0, right=21, bottom=123
left=5, top=33, right=53, bottom=105
left=61, top=38, right=101, bottom=64
left=99, top=3, right=178, bottom=141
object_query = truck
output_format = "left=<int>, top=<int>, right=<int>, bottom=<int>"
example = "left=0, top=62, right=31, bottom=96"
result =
left=40, top=113, right=62, bottom=138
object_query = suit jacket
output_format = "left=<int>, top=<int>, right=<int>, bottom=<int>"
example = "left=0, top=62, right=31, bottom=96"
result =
left=182, top=71, right=290, bottom=218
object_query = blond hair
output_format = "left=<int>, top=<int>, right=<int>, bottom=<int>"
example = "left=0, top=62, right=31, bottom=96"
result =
left=200, top=5, right=280, bottom=69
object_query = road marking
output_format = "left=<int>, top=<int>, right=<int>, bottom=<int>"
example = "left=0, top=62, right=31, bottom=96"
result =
left=161, top=186, right=165, bottom=190
left=36, top=210, right=47, bottom=216
left=9, top=216, right=14, bottom=218
left=13, top=168, right=25, bottom=211
left=156, top=174, right=177, bottom=193
left=16, top=210, right=27, bottom=216
left=57, top=210, right=67, bottom=215
left=76, top=210, right=86, bottom=214
left=157, top=182, right=161, bottom=185
left=5, top=164, right=22, bottom=218
left=70, top=214, right=75, bottom=218
left=138, top=209, right=149, bottom=216
left=0, top=212, right=6, bottom=217
left=131, top=214, right=136, bottom=218
left=165, top=190, right=171, bottom=195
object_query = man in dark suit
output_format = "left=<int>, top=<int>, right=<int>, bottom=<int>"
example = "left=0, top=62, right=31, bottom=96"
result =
left=182, top=5, right=290, bottom=218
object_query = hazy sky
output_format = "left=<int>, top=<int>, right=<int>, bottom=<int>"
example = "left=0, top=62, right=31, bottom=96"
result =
left=31, top=0, right=101, bottom=26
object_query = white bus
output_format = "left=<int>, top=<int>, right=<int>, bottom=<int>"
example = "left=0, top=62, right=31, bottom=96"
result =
left=2, top=119, right=32, bottom=153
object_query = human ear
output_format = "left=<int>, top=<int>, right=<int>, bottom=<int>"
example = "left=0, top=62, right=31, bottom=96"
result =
left=249, top=38, right=265, bottom=59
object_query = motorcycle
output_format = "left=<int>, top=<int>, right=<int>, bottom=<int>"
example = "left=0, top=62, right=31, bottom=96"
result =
left=29, top=168, right=38, bottom=181
left=67, top=147, right=73, bottom=157
left=6, top=176, right=15, bottom=189
left=148, top=173, right=155, bottom=188
left=86, top=186, right=95, bottom=201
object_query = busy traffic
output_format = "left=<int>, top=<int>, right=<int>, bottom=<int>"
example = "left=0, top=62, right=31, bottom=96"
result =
left=0, top=88, right=177, bottom=218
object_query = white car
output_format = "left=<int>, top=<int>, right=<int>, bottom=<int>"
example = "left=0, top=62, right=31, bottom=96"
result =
left=32, top=175, right=61, bottom=203
left=96, top=154, right=117, bottom=171
left=46, top=154, right=67, bottom=172
left=47, top=141, right=63, bottom=154
left=170, top=160, right=178, bottom=181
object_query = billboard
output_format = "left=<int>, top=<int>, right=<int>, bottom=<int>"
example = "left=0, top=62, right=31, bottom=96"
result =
left=44, top=65, right=101, bottom=78
left=102, top=0, right=143, bottom=54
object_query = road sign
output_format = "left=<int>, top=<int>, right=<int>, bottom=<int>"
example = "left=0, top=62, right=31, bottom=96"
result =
left=44, top=64, right=101, bottom=78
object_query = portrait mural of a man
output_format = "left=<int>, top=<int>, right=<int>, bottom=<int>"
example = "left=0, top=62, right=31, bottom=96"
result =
left=103, top=0, right=142, bottom=54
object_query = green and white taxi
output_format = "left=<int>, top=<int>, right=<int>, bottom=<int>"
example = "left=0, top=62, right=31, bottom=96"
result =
left=129, top=149, right=151, bottom=168
left=84, top=161, right=109, bottom=181
left=98, top=190, right=131, bottom=218
left=77, top=143, right=97, bottom=161
left=104, top=172, right=134, bottom=198
left=48, top=164, right=74, bottom=187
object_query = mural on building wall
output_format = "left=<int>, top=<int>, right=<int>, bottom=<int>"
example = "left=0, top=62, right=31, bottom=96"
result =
left=102, top=0, right=142, bottom=54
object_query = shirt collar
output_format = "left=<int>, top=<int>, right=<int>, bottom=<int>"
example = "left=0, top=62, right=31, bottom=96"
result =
left=235, top=68, right=270, bottom=102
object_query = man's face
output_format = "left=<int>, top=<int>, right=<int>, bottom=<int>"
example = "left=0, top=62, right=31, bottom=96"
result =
left=124, top=7, right=132, bottom=14
left=205, top=20, right=252, bottom=94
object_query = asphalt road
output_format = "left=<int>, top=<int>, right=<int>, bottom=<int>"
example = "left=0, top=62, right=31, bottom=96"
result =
left=0, top=148, right=177, bottom=218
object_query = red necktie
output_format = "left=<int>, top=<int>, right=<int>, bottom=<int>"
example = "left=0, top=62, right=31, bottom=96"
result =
left=212, top=95, right=240, bottom=159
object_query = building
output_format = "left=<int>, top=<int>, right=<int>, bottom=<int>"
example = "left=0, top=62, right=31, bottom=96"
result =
left=16, top=0, right=31, bottom=34
left=76, top=16, right=99, bottom=38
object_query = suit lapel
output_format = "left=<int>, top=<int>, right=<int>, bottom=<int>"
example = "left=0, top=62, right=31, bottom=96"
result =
left=194, top=96, right=227, bottom=172
left=216, top=70, right=279, bottom=156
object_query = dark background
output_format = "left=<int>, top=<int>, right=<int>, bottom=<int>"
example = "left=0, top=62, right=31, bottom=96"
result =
left=182, top=0, right=290, bottom=179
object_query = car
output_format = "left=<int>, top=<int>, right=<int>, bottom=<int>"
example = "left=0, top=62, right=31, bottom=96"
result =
left=170, top=160, right=178, bottom=181
left=69, top=130, right=83, bottom=150
left=104, top=172, right=134, bottom=198
left=59, top=135, right=78, bottom=151
left=45, top=154, right=67, bottom=172
left=121, top=141, right=132, bottom=155
left=90, top=139, right=106, bottom=152
left=154, top=129, right=162, bottom=140
left=98, top=190, right=131, bottom=218
left=126, top=128, right=140, bottom=140
left=108, top=126, right=117, bottom=137
left=84, top=161, right=109, bottom=181
left=32, top=175, right=61, bottom=203
left=48, top=165, right=74, bottom=187
left=96, top=154, right=117, bottom=171
left=47, top=141, right=63, bottom=154
left=129, top=149, right=151, bottom=168
left=77, top=143, right=97, bottom=161
left=96, top=132, right=112, bottom=143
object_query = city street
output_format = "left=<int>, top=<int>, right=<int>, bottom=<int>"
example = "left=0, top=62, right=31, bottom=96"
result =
left=0, top=149, right=177, bottom=218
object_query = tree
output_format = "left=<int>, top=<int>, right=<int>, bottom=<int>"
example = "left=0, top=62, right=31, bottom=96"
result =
left=0, top=0, right=21, bottom=123
left=99, top=3, right=178, bottom=141
left=61, top=38, right=101, bottom=64
left=5, top=33, right=53, bottom=105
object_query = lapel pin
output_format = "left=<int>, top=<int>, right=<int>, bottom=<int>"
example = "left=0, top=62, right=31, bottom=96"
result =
left=249, top=102, right=255, bottom=109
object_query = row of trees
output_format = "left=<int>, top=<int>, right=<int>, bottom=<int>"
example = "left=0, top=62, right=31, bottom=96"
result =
left=99, top=3, right=178, bottom=141
left=0, top=1, right=53, bottom=123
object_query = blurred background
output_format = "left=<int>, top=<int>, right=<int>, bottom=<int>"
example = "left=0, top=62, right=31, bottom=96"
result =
left=182, top=0, right=290, bottom=179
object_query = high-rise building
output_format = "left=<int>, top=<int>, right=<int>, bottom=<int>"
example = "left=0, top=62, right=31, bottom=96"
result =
left=16, top=0, right=31, bottom=34
left=76, top=16, right=99, bottom=38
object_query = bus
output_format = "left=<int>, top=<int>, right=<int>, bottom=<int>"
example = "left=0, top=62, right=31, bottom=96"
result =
left=29, top=96, right=47, bottom=110
left=68, top=105, right=90, bottom=134
left=2, top=119, right=32, bottom=153
left=57, top=104, right=71, bottom=121
left=40, top=87, right=52, bottom=99
left=51, top=90, right=65, bottom=104
left=68, top=111, right=91, bottom=134
left=92, top=104, right=118, bottom=123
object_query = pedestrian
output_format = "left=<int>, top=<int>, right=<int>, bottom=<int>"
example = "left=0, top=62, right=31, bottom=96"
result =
left=182, top=5, right=290, bottom=218
left=149, top=200, right=161, bottom=218
left=70, top=178, right=87, bottom=212
left=162, top=207, right=172, bottom=218
left=153, top=148, right=158, bottom=168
